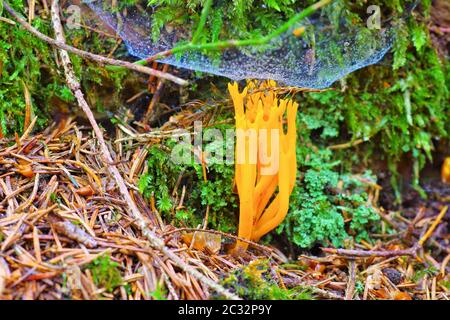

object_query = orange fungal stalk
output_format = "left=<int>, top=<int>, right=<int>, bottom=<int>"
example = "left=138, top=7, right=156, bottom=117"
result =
left=442, top=157, right=450, bottom=184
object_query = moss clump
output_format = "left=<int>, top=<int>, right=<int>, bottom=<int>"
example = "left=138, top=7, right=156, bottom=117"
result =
left=86, top=254, right=122, bottom=293
left=138, top=123, right=238, bottom=233
left=277, top=147, right=381, bottom=248
left=221, top=259, right=314, bottom=300
left=0, top=1, right=55, bottom=135
left=294, top=1, right=449, bottom=198
left=138, top=145, right=182, bottom=214
left=273, top=0, right=449, bottom=248
left=185, top=123, right=238, bottom=233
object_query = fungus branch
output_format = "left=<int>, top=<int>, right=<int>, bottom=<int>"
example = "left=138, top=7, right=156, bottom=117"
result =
left=442, top=157, right=450, bottom=184
left=229, top=81, right=298, bottom=253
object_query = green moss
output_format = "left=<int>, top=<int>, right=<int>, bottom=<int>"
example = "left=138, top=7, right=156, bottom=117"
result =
left=138, top=124, right=238, bottom=232
left=271, top=1, right=448, bottom=250
left=138, top=145, right=181, bottom=214
left=277, top=146, right=380, bottom=248
left=86, top=254, right=122, bottom=293
left=185, top=123, right=238, bottom=233
left=0, top=1, right=55, bottom=135
left=148, top=283, right=168, bottom=300
left=298, top=37, right=448, bottom=199
left=276, top=12, right=450, bottom=245
left=147, top=0, right=300, bottom=42
left=0, top=1, right=130, bottom=136
left=221, top=259, right=314, bottom=300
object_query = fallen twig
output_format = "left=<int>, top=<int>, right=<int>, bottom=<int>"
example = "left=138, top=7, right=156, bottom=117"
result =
left=345, top=260, right=356, bottom=300
left=50, top=218, right=98, bottom=249
left=145, top=64, right=169, bottom=123
left=321, top=243, right=420, bottom=258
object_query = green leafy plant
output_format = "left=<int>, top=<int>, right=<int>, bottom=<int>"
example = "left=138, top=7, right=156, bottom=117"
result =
left=138, top=123, right=238, bottom=232
left=86, top=254, right=122, bottom=293
left=148, top=283, right=168, bottom=300
left=138, top=145, right=182, bottom=214
left=278, top=146, right=380, bottom=248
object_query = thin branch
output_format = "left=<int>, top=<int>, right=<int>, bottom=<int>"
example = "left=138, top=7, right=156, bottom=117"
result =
left=345, top=260, right=356, bottom=300
left=50, top=0, right=238, bottom=300
left=2, top=0, right=187, bottom=86
left=321, top=243, right=421, bottom=258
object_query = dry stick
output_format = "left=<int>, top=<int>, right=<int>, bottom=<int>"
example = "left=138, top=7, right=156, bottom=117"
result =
left=344, top=260, right=356, bottom=300
left=50, top=0, right=239, bottom=300
left=322, top=207, right=450, bottom=259
left=144, top=64, right=169, bottom=123
left=321, top=243, right=420, bottom=258
left=2, top=1, right=187, bottom=86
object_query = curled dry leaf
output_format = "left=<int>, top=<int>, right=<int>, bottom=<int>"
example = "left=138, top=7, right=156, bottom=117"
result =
left=373, top=287, right=391, bottom=299
left=16, top=164, right=34, bottom=178
left=76, top=185, right=95, bottom=197
left=182, top=232, right=221, bottom=254
left=307, top=262, right=327, bottom=279
left=393, top=291, right=413, bottom=300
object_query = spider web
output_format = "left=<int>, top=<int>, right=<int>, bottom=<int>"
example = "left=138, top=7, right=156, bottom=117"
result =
left=81, top=0, right=399, bottom=89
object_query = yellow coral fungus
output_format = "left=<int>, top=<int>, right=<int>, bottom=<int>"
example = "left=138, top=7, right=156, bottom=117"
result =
left=228, top=81, right=298, bottom=253
left=442, top=157, right=450, bottom=184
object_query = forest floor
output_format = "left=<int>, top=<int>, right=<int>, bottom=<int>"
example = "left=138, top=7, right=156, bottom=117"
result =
left=0, top=115, right=448, bottom=300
